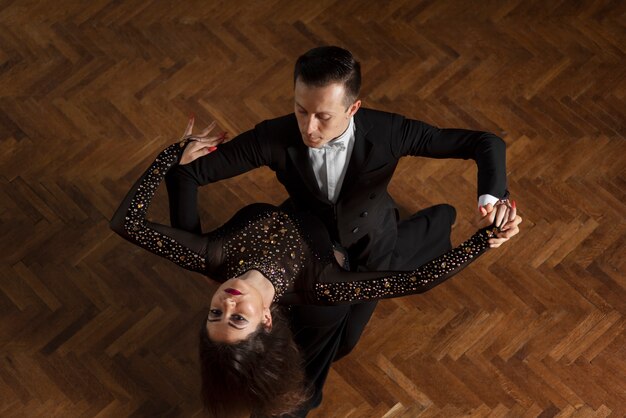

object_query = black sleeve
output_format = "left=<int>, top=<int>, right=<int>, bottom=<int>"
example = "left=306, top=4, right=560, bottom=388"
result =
left=391, top=114, right=508, bottom=199
left=165, top=126, right=272, bottom=233
left=314, top=226, right=495, bottom=305
left=110, top=142, right=216, bottom=274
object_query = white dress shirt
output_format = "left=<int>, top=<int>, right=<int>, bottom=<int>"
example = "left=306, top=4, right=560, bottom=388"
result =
left=307, top=116, right=499, bottom=206
left=478, top=194, right=500, bottom=208
left=308, top=117, right=355, bottom=203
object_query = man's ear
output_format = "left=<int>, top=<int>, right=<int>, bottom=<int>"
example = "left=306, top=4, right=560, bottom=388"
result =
left=348, top=99, right=361, bottom=117
left=262, top=309, right=273, bottom=332
left=350, top=100, right=361, bottom=117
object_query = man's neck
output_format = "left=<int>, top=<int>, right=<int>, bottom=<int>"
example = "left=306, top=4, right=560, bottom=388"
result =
left=329, top=117, right=354, bottom=143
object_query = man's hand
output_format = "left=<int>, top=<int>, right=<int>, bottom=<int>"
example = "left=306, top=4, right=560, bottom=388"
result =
left=478, top=200, right=522, bottom=248
left=179, top=115, right=228, bottom=165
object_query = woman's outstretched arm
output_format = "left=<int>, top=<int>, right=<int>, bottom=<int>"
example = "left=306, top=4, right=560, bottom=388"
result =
left=314, top=225, right=497, bottom=305
left=110, top=140, right=215, bottom=274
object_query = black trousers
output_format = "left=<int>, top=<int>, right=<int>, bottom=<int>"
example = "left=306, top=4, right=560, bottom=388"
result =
left=280, top=203, right=456, bottom=417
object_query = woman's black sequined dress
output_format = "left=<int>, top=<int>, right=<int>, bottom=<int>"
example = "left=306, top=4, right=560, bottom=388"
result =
left=110, top=142, right=493, bottom=305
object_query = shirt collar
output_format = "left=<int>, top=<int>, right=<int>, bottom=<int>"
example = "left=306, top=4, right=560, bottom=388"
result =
left=325, top=116, right=354, bottom=148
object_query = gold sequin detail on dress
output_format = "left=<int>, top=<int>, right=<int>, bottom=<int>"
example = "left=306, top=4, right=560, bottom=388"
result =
left=123, top=144, right=207, bottom=272
left=217, top=209, right=307, bottom=302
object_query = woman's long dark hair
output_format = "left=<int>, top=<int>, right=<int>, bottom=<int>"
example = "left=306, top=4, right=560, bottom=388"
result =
left=199, top=305, right=310, bottom=417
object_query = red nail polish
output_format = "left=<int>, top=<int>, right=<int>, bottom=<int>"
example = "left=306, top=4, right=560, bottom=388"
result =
left=189, top=112, right=195, bottom=120
left=208, top=146, right=217, bottom=152
left=512, top=200, right=516, bottom=209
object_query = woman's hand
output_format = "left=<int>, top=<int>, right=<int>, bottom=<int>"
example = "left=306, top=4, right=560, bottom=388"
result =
left=179, top=115, right=228, bottom=165
left=477, top=200, right=522, bottom=248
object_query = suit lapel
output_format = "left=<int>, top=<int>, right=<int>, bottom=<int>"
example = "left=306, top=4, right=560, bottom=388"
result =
left=286, top=111, right=374, bottom=205
left=287, top=141, right=331, bottom=204
left=337, top=111, right=374, bottom=200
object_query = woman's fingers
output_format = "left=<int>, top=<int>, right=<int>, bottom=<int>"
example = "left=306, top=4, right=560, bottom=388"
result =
left=489, top=224, right=519, bottom=247
left=495, top=215, right=521, bottom=240
left=494, top=203, right=510, bottom=229
left=500, top=206, right=521, bottom=231
left=183, top=114, right=195, bottom=137
left=178, top=116, right=224, bottom=165
left=510, top=200, right=517, bottom=219
left=488, top=237, right=508, bottom=248
left=182, top=117, right=224, bottom=141
left=190, top=133, right=228, bottom=146
left=180, top=140, right=219, bottom=165
left=197, top=121, right=217, bottom=137
left=502, top=216, right=522, bottom=234
left=500, top=204, right=517, bottom=231
left=486, top=200, right=520, bottom=247
left=190, top=140, right=217, bottom=154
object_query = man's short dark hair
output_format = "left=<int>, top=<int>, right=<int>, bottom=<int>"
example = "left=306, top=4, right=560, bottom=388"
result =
left=294, top=46, right=361, bottom=107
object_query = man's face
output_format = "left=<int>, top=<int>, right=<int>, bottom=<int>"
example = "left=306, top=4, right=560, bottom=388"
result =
left=294, top=79, right=361, bottom=148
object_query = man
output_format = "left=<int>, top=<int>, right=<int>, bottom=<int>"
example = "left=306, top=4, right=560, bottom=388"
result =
left=167, top=46, right=521, bottom=415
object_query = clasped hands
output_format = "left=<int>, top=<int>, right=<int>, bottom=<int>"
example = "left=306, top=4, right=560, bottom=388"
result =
left=477, top=200, right=522, bottom=248
left=179, top=115, right=227, bottom=165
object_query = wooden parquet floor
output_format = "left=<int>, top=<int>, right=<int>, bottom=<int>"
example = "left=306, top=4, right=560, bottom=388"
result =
left=1, top=0, right=624, bottom=417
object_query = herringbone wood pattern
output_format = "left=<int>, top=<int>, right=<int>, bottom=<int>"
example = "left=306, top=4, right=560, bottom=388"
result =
left=1, top=0, right=624, bottom=417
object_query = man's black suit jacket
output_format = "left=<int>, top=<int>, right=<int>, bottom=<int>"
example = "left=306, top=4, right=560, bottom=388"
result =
left=166, top=107, right=507, bottom=271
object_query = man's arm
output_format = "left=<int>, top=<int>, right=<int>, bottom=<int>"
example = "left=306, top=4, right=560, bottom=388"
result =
left=391, top=114, right=508, bottom=200
left=165, top=124, right=273, bottom=233
left=388, top=113, right=520, bottom=246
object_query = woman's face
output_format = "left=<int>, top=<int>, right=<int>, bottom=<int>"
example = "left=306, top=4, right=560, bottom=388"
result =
left=206, top=278, right=272, bottom=343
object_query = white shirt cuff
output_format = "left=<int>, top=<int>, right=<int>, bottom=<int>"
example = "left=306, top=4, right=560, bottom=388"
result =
left=478, top=194, right=500, bottom=208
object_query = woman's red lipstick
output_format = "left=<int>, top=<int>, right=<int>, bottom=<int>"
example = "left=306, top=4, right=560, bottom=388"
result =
left=224, top=288, right=242, bottom=295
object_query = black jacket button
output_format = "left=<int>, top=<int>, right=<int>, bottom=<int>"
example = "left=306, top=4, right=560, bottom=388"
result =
left=360, top=211, right=368, bottom=217
left=352, top=227, right=359, bottom=233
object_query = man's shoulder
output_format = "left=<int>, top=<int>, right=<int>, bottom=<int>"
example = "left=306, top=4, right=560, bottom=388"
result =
left=355, top=108, right=408, bottom=135
left=258, top=113, right=298, bottom=130
left=359, top=107, right=396, bottom=117
left=247, top=113, right=299, bottom=147
left=357, top=107, right=405, bottom=124
left=243, top=113, right=301, bottom=149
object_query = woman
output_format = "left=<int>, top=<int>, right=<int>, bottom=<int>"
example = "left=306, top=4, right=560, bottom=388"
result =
left=110, top=127, right=513, bottom=417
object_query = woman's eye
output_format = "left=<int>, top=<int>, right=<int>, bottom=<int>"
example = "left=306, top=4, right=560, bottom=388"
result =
left=209, top=309, right=221, bottom=318
left=231, top=314, right=247, bottom=324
